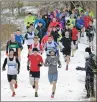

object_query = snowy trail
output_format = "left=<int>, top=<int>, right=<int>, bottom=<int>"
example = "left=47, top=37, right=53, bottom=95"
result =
left=1, top=40, right=92, bottom=101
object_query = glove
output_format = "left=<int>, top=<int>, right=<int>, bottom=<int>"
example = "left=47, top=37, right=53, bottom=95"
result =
left=76, top=67, right=82, bottom=70
left=27, top=66, right=30, bottom=71
left=38, top=64, right=42, bottom=67
left=2, top=68, right=6, bottom=71
left=17, top=70, right=20, bottom=74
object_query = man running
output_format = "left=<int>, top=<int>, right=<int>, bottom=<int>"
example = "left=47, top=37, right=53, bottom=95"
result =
left=2, top=49, right=20, bottom=97
left=27, top=48, right=43, bottom=97
left=44, top=50, right=61, bottom=98
left=60, top=31, right=72, bottom=70
left=6, top=34, right=23, bottom=58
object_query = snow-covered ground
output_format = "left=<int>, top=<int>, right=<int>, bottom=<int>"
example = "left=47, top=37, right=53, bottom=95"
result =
left=1, top=7, right=96, bottom=101
left=1, top=35, right=96, bottom=101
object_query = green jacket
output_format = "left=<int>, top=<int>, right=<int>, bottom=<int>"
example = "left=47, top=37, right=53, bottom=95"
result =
left=89, top=12, right=94, bottom=18
left=70, top=18, right=76, bottom=26
left=24, top=16, right=37, bottom=27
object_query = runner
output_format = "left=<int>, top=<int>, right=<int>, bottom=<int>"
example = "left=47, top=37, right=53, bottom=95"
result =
left=41, top=29, right=53, bottom=48
left=6, top=34, right=23, bottom=58
left=44, top=50, right=61, bottom=98
left=25, top=27, right=35, bottom=49
left=15, top=29, right=24, bottom=45
left=85, top=20, right=94, bottom=51
left=60, top=31, right=72, bottom=70
left=42, top=14, right=51, bottom=31
left=29, top=36, right=43, bottom=54
left=51, top=26, right=61, bottom=43
left=44, top=35, right=61, bottom=68
left=2, top=49, right=20, bottom=97
left=27, top=48, right=43, bottom=97
left=36, top=22, right=46, bottom=43
left=71, top=26, right=79, bottom=57
left=14, top=29, right=24, bottom=58
left=24, top=12, right=36, bottom=29
left=75, top=15, right=84, bottom=39
left=29, top=24, right=39, bottom=36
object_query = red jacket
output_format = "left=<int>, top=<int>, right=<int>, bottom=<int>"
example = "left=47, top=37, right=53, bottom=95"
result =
left=84, top=16, right=92, bottom=29
left=72, top=28, right=79, bottom=40
left=49, top=21, right=60, bottom=27
left=28, top=54, right=43, bottom=72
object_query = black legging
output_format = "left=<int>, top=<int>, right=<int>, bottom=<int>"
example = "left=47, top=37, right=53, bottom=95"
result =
left=72, top=40, right=77, bottom=45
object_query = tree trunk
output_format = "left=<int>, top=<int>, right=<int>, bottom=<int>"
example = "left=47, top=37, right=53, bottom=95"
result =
left=11, top=1, right=14, bottom=16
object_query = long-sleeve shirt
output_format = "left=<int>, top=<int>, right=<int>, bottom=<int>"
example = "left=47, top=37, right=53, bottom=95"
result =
left=44, top=56, right=59, bottom=74
left=44, top=56, right=60, bottom=74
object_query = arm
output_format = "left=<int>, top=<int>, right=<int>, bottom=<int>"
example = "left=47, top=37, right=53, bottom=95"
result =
left=38, top=56, right=44, bottom=67
left=58, top=57, right=61, bottom=66
left=39, top=44, right=43, bottom=54
left=76, top=66, right=86, bottom=71
left=16, top=58, right=20, bottom=74
left=6, top=41, right=9, bottom=54
left=24, top=33, right=28, bottom=40
left=21, top=35, right=24, bottom=44
left=44, top=57, right=49, bottom=67
left=18, top=42, right=23, bottom=50
left=27, top=56, right=30, bottom=71
left=34, top=28, right=39, bottom=36
left=2, top=58, right=7, bottom=71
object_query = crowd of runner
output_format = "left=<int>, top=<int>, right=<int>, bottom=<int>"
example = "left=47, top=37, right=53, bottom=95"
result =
left=2, top=5, right=97, bottom=99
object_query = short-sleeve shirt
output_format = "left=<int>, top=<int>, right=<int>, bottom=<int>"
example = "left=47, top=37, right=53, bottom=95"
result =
left=28, top=54, right=43, bottom=72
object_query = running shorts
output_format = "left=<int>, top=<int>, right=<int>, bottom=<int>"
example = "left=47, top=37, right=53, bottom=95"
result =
left=48, top=73, right=58, bottom=83
left=7, top=74, right=17, bottom=82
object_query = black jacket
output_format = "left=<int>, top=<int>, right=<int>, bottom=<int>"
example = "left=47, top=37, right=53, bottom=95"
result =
left=43, top=16, right=51, bottom=30
left=51, top=31, right=60, bottom=43
left=36, top=26, right=46, bottom=40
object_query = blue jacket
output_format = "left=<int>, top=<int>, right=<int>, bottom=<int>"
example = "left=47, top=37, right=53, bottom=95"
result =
left=15, top=34, right=24, bottom=44
left=34, top=18, right=46, bottom=28
left=76, top=18, right=84, bottom=29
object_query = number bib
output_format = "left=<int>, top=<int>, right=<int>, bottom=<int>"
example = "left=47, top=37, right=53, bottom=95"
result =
left=8, top=65, right=17, bottom=75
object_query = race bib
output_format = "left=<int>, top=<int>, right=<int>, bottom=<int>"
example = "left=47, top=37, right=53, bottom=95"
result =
left=8, top=65, right=16, bottom=74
